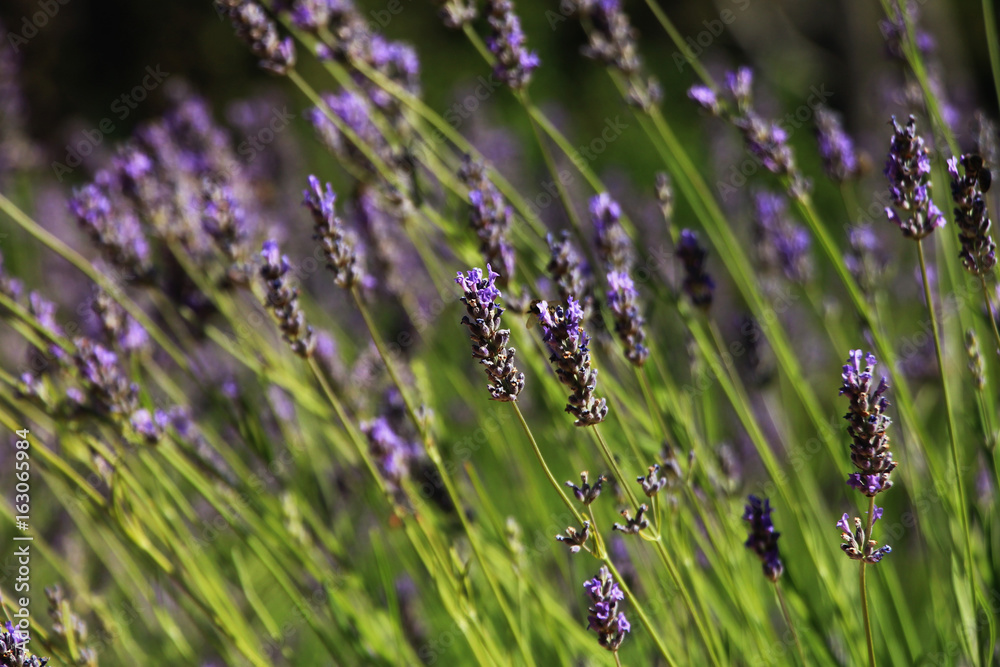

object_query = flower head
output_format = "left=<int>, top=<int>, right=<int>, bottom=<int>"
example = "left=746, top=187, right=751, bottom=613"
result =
left=460, top=158, right=515, bottom=283
left=456, top=266, right=525, bottom=402
left=303, top=176, right=366, bottom=289
left=485, top=0, right=539, bottom=89
left=839, top=350, right=896, bottom=496
left=947, top=154, right=997, bottom=275
left=884, top=115, right=946, bottom=240
left=260, top=240, right=316, bottom=357
left=583, top=566, right=630, bottom=652
left=532, top=298, right=608, bottom=426
left=217, top=0, right=296, bottom=75
left=606, top=269, right=649, bottom=366
left=753, top=191, right=813, bottom=284
left=815, top=107, right=861, bottom=182
left=742, top=495, right=784, bottom=582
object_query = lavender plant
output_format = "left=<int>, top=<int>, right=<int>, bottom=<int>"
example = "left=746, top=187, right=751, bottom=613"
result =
left=2, top=0, right=1000, bottom=664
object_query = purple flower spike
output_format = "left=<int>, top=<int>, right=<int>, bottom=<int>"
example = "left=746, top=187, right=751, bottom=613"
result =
left=743, top=495, right=784, bottom=582
left=884, top=115, right=946, bottom=240
left=815, top=107, right=861, bottom=183
left=947, top=153, right=997, bottom=276
left=583, top=566, right=630, bottom=652
left=456, top=266, right=524, bottom=402
left=485, top=0, right=539, bottom=89
left=217, top=0, right=296, bottom=75
left=606, top=270, right=648, bottom=366
left=677, top=229, right=715, bottom=309
left=839, top=349, right=896, bottom=497
left=532, top=297, right=608, bottom=426
left=460, top=158, right=516, bottom=284
left=260, top=240, right=316, bottom=358
left=303, top=176, right=366, bottom=289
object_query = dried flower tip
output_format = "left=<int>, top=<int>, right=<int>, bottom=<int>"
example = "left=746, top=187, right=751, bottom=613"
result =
left=612, top=504, right=649, bottom=535
left=456, top=266, right=525, bottom=402
left=565, top=471, right=607, bottom=505
left=743, top=494, right=784, bottom=581
left=637, top=463, right=669, bottom=497
left=555, top=520, right=591, bottom=553
left=836, top=512, right=892, bottom=564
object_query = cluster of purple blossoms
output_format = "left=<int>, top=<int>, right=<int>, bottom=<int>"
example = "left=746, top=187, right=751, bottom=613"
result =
left=570, top=0, right=660, bottom=110
left=456, top=266, right=525, bottom=402
left=840, top=350, right=896, bottom=497
left=217, top=0, right=296, bottom=75
left=546, top=231, right=596, bottom=321
left=753, top=191, right=812, bottom=284
left=260, top=240, right=316, bottom=357
left=742, top=495, right=784, bottom=582
left=815, top=107, right=861, bottom=183
left=606, top=271, right=648, bottom=366
left=884, top=115, right=946, bottom=240
left=583, top=566, right=631, bottom=652
left=837, top=508, right=892, bottom=564
left=947, top=154, right=997, bottom=276
left=303, top=176, right=366, bottom=289
left=677, top=229, right=715, bottom=309
left=688, top=68, right=810, bottom=198
left=459, top=158, right=516, bottom=284
left=0, top=621, right=48, bottom=667
left=307, top=91, right=394, bottom=176
left=485, top=0, right=540, bottom=90
left=71, top=338, right=139, bottom=417
left=532, top=297, right=607, bottom=426
left=361, top=416, right=421, bottom=489
left=92, top=291, right=148, bottom=354
left=591, top=193, right=632, bottom=271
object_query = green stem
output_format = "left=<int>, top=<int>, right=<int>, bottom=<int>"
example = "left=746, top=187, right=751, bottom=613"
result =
left=917, top=239, right=978, bottom=643
left=979, top=275, right=1000, bottom=357
left=861, top=496, right=877, bottom=667
left=984, top=0, right=1000, bottom=118
left=775, top=582, right=807, bottom=667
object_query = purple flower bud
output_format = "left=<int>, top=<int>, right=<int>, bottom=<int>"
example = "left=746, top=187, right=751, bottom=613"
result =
left=743, top=495, right=784, bottom=582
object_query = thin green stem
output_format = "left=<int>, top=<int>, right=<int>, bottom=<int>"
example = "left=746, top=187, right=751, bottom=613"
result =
left=861, top=496, right=877, bottom=667
left=775, top=582, right=807, bottom=667
left=979, top=275, right=1000, bottom=357
left=917, top=239, right=978, bottom=645
left=983, top=0, right=1000, bottom=118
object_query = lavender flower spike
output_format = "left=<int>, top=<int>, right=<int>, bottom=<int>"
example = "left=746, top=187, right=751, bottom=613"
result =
left=677, top=229, right=715, bottom=309
left=947, top=154, right=997, bottom=276
left=884, top=115, right=946, bottom=240
left=532, top=297, right=608, bottom=426
left=217, top=1, right=296, bottom=75
left=583, top=566, right=631, bottom=652
left=742, top=495, right=784, bottom=582
left=839, top=350, right=896, bottom=496
left=303, top=175, right=366, bottom=289
left=815, top=107, right=861, bottom=183
left=459, top=157, right=515, bottom=283
left=260, top=240, right=316, bottom=358
left=456, top=266, right=525, bottom=402
left=607, top=270, right=649, bottom=366
left=485, top=0, right=540, bottom=89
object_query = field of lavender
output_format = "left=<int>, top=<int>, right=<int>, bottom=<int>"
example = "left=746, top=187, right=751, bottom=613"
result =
left=1, top=0, right=999, bottom=665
